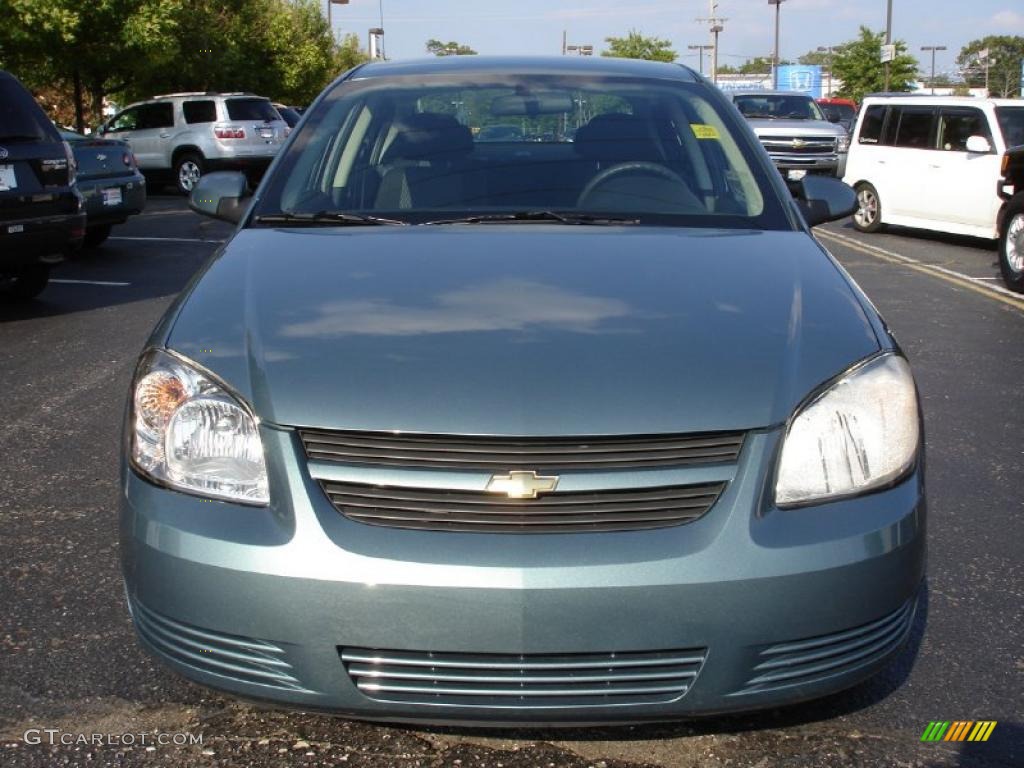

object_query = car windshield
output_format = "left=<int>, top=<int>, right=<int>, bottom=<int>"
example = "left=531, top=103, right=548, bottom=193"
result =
left=734, top=95, right=826, bottom=121
left=255, top=73, right=787, bottom=229
left=995, top=107, right=1024, bottom=149
left=821, top=103, right=855, bottom=122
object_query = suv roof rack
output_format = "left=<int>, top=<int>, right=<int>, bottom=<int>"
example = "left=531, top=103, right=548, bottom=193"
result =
left=151, top=91, right=256, bottom=99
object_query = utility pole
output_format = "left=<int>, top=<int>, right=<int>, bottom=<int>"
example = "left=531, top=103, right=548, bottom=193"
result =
left=921, top=45, right=946, bottom=94
left=696, top=1, right=727, bottom=85
left=688, top=44, right=712, bottom=75
left=562, top=30, right=567, bottom=55
left=883, top=0, right=893, bottom=91
left=769, top=0, right=785, bottom=89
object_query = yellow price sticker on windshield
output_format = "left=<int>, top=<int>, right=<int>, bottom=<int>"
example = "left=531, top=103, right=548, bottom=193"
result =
left=690, top=124, right=720, bottom=140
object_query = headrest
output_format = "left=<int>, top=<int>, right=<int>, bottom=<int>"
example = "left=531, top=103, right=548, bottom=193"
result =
left=574, top=113, right=661, bottom=161
left=384, top=113, right=473, bottom=162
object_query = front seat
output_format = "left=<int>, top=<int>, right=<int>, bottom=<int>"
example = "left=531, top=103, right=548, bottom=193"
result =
left=375, top=113, right=476, bottom=209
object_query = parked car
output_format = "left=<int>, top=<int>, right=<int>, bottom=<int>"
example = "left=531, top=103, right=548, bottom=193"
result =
left=99, top=92, right=288, bottom=194
left=272, top=103, right=302, bottom=129
left=476, top=123, right=524, bottom=142
left=727, top=90, right=850, bottom=180
left=844, top=96, right=1024, bottom=240
left=997, top=142, right=1024, bottom=292
left=122, top=56, right=924, bottom=725
left=0, top=70, right=85, bottom=300
left=58, top=129, right=146, bottom=248
left=818, top=97, right=858, bottom=133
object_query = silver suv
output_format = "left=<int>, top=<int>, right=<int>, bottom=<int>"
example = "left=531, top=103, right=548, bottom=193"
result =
left=100, top=93, right=288, bottom=194
left=727, top=91, right=849, bottom=180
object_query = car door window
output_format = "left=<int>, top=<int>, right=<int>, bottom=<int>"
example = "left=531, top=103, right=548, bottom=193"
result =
left=892, top=108, right=935, bottom=149
left=183, top=100, right=217, bottom=124
left=937, top=109, right=992, bottom=152
left=137, top=103, right=174, bottom=130
left=858, top=105, right=887, bottom=144
left=108, top=107, right=140, bottom=132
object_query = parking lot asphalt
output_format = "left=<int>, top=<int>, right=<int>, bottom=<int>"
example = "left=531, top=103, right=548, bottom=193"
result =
left=0, top=197, right=1021, bottom=768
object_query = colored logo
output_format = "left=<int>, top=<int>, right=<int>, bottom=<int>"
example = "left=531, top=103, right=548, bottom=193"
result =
left=921, top=721, right=997, bottom=742
left=485, top=471, right=559, bottom=500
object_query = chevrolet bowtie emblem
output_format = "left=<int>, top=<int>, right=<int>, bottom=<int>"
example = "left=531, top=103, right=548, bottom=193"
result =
left=792, top=138, right=806, bottom=149
left=486, top=471, right=559, bottom=499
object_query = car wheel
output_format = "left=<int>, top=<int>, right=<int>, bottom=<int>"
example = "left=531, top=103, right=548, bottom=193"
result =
left=853, top=183, right=884, bottom=233
left=998, top=194, right=1024, bottom=293
left=83, top=224, right=112, bottom=249
left=175, top=152, right=204, bottom=195
left=0, top=265, right=50, bottom=301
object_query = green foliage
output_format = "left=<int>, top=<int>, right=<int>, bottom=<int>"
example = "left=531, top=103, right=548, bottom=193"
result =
left=832, top=26, right=918, bottom=103
left=426, top=39, right=477, bottom=56
left=957, top=36, right=1024, bottom=97
left=601, top=31, right=676, bottom=63
left=798, top=50, right=832, bottom=66
left=0, top=0, right=363, bottom=128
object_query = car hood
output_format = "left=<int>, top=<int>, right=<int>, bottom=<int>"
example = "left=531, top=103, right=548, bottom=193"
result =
left=744, top=119, right=846, bottom=136
left=164, top=226, right=879, bottom=435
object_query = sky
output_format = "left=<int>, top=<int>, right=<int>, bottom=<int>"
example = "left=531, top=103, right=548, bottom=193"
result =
left=325, top=0, right=1024, bottom=80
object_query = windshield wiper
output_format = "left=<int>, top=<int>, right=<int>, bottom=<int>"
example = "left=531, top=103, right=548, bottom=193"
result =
left=253, top=211, right=408, bottom=227
left=424, top=211, right=639, bottom=226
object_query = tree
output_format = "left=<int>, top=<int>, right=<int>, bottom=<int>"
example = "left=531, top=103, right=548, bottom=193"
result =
left=426, top=39, right=477, bottom=56
left=798, top=50, right=832, bottom=66
left=831, top=26, right=918, bottom=103
left=957, top=36, right=1024, bottom=97
left=601, top=31, right=676, bottom=63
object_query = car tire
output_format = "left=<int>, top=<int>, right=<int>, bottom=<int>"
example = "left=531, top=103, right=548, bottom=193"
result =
left=998, top=193, right=1024, bottom=294
left=83, top=224, right=112, bottom=249
left=175, top=152, right=205, bottom=195
left=852, top=183, right=884, bottom=234
left=0, top=265, right=50, bottom=301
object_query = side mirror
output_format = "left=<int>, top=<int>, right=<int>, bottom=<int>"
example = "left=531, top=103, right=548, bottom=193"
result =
left=795, top=175, right=857, bottom=227
left=189, top=171, right=251, bottom=224
left=965, top=135, right=992, bottom=154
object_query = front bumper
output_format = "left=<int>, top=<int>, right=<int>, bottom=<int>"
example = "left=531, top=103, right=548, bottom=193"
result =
left=770, top=154, right=846, bottom=178
left=120, top=427, right=926, bottom=725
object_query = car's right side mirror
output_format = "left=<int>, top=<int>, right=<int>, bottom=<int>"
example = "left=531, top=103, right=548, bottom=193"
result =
left=794, top=175, right=857, bottom=227
left=965, top=135, right=992, bottom=154
left=189, top=171, right=252, bottom=224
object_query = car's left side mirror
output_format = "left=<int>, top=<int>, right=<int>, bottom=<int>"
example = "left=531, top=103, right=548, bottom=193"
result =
left=189, top=171, right=252, bottom=224
left=965, top=135, right=992, bottom=154
left=794, top=175, right=857, bottom=227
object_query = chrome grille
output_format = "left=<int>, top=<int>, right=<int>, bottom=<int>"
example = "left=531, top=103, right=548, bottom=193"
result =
left=735, top=599, right=916, bottom=695
left=320, top=480, right=725, bottom=532
left=341, top=647, right=707, bottom=707
left=759, top=135, right=837, bottom=156
left=300, top=429, right=745, bottom=471
left=130, top=598, right=310, bottom=692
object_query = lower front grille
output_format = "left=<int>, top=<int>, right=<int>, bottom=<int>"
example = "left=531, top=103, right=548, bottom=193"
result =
left=735, top=598, right=916, bottom=695
left=130, top=598, right=310, bottom=692
left=341, top=647, right=708, bottom=708
left=321, top=480, right=725, bottom=533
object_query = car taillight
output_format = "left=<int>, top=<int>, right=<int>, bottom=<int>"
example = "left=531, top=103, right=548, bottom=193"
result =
left=214, top=126, right=245, bottom=140
left=63, top=140, right=76, bottom=185
left=1002, top=152, right=1010, bottom=176
left=122, top=151, right=135, bottom=168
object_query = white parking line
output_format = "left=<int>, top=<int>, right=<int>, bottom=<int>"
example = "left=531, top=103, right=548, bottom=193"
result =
left=50, top=279, right=130, bottom=287
left=108, top=236, right=225, bottom=243
left=818, top=229, right=1024, bottom=311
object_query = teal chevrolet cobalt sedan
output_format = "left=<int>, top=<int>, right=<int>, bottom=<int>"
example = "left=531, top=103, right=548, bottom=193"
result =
left=120, top=56, right=925, bottom=724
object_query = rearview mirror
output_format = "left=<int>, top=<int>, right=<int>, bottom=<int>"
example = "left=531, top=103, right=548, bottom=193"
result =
left=189, top=171, right=251, bottom=224
left=491, top=93, right=574, bottom=116
left=965, top=135, right=992, bottom=154
left=794, top=175, right=857, bottom=227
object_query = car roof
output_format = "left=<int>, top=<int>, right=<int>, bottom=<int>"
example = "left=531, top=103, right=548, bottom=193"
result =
left=349, top=55, right=700, bottom=82
left=861, top=95, right=1021, bottom=107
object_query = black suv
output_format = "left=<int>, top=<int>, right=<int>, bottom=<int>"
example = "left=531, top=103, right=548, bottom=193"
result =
left=0, top=70, right=85, bottom=300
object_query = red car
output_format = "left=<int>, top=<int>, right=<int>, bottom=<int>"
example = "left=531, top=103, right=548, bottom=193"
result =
left=817, top=97, right=857, bottom=132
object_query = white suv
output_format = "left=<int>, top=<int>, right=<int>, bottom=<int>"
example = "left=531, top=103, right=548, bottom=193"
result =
left=100, top=93, right=289, bottom=194
left=844, top=96, right=1024, bottom=239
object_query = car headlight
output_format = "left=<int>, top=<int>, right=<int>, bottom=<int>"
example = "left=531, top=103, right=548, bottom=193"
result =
left=775, top=354, right=919, bottom=507
left=130, top=349, right=269, bottom=504
left=837, top=133, right=850, bottom=153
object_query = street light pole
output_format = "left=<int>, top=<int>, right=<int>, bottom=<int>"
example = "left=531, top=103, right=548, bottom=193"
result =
left=769, top=0, right=785, bottom=90
left=326, top=0, right=350, bottom=41
left=883, top=0, right=893, bottom=91
left=921, top=45, right=946, bottom=94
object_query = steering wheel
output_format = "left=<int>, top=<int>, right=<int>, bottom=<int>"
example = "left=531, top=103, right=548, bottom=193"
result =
left=577, top=162, right=689, bottom=208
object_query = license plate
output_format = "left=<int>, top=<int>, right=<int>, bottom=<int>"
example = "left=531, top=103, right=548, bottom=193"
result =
left=0, top=164, right=16, bottom=191
left=102, top=187, right=123, bottom=206
left=259, top=128, right=274, bottom=139
left=787, top=169, right=808, bottom=181
left=7, top=224, right=24, bottom=234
